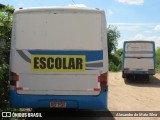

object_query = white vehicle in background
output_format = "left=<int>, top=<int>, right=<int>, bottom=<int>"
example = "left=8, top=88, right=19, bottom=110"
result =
left=122, top=41, right=156, bottom=82
left=9, top=7, right=108, bottom=110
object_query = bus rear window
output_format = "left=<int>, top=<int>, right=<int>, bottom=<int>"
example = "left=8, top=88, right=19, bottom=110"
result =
left=125, top=42, right=153, bottom=52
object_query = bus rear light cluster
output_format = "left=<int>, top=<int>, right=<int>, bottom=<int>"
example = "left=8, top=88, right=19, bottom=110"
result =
left=98, top=72, right=108, bottom=91
left=10, top=71, right=22, bottom=90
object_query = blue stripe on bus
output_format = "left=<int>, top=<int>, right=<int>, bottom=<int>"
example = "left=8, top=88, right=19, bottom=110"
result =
left=124, top=41, right=155, bottom=44
left=28, top=50, right=103, bottom=62
left=125, top=51, right=153, bottom=54
left=10, top=88, right=108, bottom=110
left=124, top=57, right=153, bottom=58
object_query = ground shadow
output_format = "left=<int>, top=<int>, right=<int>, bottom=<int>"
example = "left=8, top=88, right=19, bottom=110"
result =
left=25, top=108, right=115, bottom=120
left=124, top=75, right=160, bottom=88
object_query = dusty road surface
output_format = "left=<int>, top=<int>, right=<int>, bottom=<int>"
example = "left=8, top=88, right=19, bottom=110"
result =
left=108, top=72, right=160, bottom=120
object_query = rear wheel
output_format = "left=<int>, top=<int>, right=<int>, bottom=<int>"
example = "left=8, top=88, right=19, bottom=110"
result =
left=143, top=75, right=150, bottom=83
left=122, top=72, right=126, bottom=78
left=124, top=74, right=130, bottom=84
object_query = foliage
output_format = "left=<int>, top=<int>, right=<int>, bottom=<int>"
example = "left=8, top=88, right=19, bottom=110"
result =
left=109, top=49, right=122, bottom=71
left=0, top=5, right=21, bottom=113
left=107, top=25, right=121, bottom=71
left=156, top=47, right=160, bottom=73
left=107, top=25, right=120, bottom=57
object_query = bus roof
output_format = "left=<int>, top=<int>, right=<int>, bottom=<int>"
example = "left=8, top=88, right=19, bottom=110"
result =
left=124, top=40, right=155, bottom=44
left=14, top=7, right=104, bottom=14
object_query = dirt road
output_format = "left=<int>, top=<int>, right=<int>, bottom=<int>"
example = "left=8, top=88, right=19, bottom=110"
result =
left=108, top=72, right=160, bottom=120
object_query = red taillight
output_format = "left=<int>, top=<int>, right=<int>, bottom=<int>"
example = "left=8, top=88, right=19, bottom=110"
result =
left=15, top=87, right=23, bottom=90
left=94, top=88, right=100, bottom=91
left=99, top=72, right=108, bottom=91
left=10, top=72, right=22, bottom=90
left=10, top=72, right=19, bottom=81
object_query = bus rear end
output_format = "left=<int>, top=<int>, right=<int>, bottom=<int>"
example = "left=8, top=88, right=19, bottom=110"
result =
left=10, top=7, right=108, bottom=110
left=122, top=41, right=155, bottom=81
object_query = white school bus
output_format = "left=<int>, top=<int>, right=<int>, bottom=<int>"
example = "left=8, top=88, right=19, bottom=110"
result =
left=122, top=41, right=155, bottom=81
left=9, top=7, right=108, bottom=110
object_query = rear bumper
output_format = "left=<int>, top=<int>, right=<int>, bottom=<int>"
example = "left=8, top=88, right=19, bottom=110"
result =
left=10, top=87, right=108, bottom=110
left=123, top=70, right=155, bottom=75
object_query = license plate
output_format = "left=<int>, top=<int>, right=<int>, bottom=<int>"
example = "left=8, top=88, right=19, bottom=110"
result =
left=50, top=102, right=66, bottom=108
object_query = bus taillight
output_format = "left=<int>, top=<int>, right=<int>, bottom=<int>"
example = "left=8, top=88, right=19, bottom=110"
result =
left=10, top=72, right=19, bottom=81
left=99, top=72, right=108, bottom=91
left=10, top=72, right=20, bottom=90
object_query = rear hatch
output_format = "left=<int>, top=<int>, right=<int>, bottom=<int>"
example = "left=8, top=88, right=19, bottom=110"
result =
left=18, top=73, right=100, bottom=95
left=11, top=49, right=103, bottom=95
left=123, top=41, right=155, bottom=72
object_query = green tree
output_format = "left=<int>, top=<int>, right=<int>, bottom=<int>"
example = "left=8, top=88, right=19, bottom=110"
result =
left=107, top=25, right=120, bottom=57
left=0, top=4, right=17, bottom=113
left=107, top=25, right=121, bottom=71
left=156, top=47, right=160, bottom=73
left=109, top=49, right=122, bottom=71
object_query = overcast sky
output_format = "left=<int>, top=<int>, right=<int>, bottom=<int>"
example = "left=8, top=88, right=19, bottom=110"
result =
left=1, top=0, right=160, bottom=49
